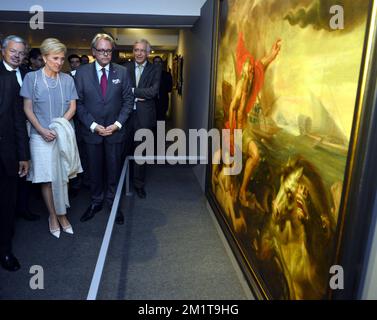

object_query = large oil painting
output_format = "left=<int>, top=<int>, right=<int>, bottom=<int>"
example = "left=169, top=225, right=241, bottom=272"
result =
left=207, top=0, right=374, bottom=299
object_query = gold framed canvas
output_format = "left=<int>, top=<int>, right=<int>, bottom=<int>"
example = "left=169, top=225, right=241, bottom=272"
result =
left=206, top=0, right=377, bottom=299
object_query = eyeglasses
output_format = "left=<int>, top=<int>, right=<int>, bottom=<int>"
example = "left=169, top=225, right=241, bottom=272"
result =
left=133, top=48, right=147, bottom=54
left=94, top=48, right=113, bottom=56
left=9, top=49, right=26, bottom=57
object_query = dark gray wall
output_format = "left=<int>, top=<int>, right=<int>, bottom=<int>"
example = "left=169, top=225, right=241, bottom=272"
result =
left=171, top=0, right=214, bottom=191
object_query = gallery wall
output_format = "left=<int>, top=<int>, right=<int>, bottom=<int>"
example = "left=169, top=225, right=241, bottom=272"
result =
left=171, top=0, right=215, bottom=191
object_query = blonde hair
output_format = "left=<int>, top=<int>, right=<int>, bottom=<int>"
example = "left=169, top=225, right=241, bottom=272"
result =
left=91, top=33, right=115, bottom=49
left=40, top=38, right=66, bottom=56
left=134, top=39, right=151, bottom=54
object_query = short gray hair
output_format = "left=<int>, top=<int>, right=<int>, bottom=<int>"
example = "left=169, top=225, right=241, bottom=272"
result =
left=1, top=35, right=27, bottom=50
left=134, top=39, right=151, bottom=54
left=91, top=33, right=115, bottom=49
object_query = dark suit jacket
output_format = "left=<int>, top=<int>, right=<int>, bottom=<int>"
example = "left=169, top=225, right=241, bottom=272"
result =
left=129, top=61, right=162, bottom=129
left=75, top=62, right=134, bottom=144
left=158, top=70, right=173, bottom=107
left=0, top=70, right=30, bottom=177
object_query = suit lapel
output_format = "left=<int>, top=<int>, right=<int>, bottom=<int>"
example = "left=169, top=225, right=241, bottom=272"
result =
left=0, top=80, right=4, bottom=116
left=105, top=63, right=116, bottom=102
left=0, top=78, right=12, bottom=117
left=91, top=62, right=104, bottom=100
left=130, top=63, right=136, bottom=87
left=0, top=61, right=6, bottom=74
left=138, top=61, right=152, bottom=87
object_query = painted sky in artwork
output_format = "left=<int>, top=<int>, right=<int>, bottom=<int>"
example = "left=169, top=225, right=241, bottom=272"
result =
left=217, top=0, right=368, bottom=140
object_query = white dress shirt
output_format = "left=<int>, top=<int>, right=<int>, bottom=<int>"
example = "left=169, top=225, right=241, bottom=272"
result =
left=95, top=60, right=109, bottom=83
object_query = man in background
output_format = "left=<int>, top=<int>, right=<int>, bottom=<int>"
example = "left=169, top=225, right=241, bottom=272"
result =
left=125, top=39, right=161, bottom=199
left=153, top=56, right=172, bottom=122
left=80, top=54, right=90, bottom=65
left=68, top=54, right=81, bottom=77
left=28, top=48, right=44, bottom=71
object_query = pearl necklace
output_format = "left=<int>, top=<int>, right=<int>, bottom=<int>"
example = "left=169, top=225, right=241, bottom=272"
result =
left=41, top=67, right=64, bottom=122
left=42, top=67, right=59, bottom=88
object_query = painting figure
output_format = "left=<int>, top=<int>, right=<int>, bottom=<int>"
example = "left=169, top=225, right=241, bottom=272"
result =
left=212, top=148, right=247, bottom=234
left=226, top=32, right=281, bottom=203
left=259, top=157, right=334, bottom=299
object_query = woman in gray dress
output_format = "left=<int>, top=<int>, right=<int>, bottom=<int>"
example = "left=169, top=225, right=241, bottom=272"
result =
left=21, top=38, right=78, bottom=238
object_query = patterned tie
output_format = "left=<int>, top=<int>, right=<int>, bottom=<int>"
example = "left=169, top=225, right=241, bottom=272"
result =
left=100, top=67, right=107, bottom=97
left=136, top=64, right=143, bottom=87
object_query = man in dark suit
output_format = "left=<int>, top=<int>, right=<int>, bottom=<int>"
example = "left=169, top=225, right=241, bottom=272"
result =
left=1, top=35, right=39, bottom=222
left=153, top=56, right=172, bottom=122
left=0, top=69, right=30, bottom=271
left=75, top=34, right=134, bottom=225
left=67, top=53, right=89, bottom=198
left=125, top=39, right=161, bottom=199
left=67, top=54, right=81, bottom=78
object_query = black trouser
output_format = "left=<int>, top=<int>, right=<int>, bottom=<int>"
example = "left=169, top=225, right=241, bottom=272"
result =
left=155, top=99, right=168, bottom=122
left=125, top=112, right=149, bottom=189
left=15, top=176, right=31, bottom=214
left=70, top=134, right=90, bottom=190
left=86, top=141, right=124, bottom=207
left=0, top=163, right=17, bottom=256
